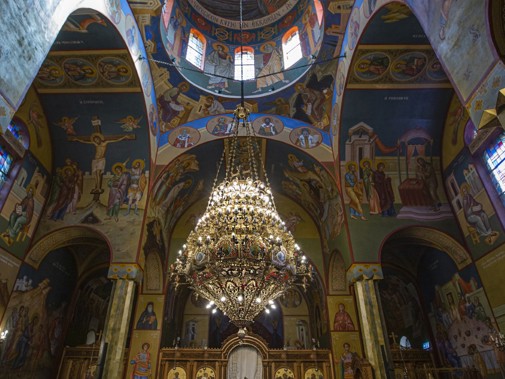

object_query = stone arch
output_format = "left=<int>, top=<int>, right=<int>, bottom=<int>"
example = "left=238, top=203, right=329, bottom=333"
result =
left=379, top=226, right=471, bottom=269
left=26, top=225, right=112, bottom=269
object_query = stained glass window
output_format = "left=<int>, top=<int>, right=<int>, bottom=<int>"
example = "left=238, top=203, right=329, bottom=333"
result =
left=484, top=133, right=505, bottom=204
left=234, top=47, right=255, bottom=81
left=186, top=29, right=206, bottom=70
left=283, top=27, right=302, bottom=69
left=0, top=147, right=13, bottom=190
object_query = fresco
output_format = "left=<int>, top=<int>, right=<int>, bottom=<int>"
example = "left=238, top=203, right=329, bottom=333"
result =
left=0, top=248, right=21, bottom=320
left=126, top=330, right=160, bottom=379
left=252, top=116, right=284, bottom=136
left=0, top=152, right=49, bottom=259
left=149, top=151, right=212, bottom=238
left=289, top=127, right=323, bottom=149
left=13, top=88, right=52, bottom=170
left=378, top=269, right=429, bottom=348
left=34, top=92, right=149, bottom=262
left=349, top=48, right=449, bottom=87
left=418, top=249, right=501, bottom=376
left=158, top=0, right=324, bottom=98
left=35, top=51, right=139, bottom=92
left=206, top=116, right=235, bottom=137
left=331, top=332, right=362, bottom=379
left=327, top=297, right=358, bottom=332
left=404, top=0, right=497, bottom=101
left=441, top=94, right=470, bottom=169
left=476, top=248, right=505, bottom=331
left=268, top=141, right=344, bottom=255
left=0, top=248, right=77, bottom=378
left=341, top=89, right=452, bottom=214
left=191, top=0, right=294, bottom=22
left=444, top=150, right=505, bottom=259
left=169, top=126, right=201, bottom=148
left=133, top=295, right=164, bottom=331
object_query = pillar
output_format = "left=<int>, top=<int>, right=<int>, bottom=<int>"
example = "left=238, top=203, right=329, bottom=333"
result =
left=349, top=264, right=388, bottom=379
left=97, top=264, right=140, bottom=378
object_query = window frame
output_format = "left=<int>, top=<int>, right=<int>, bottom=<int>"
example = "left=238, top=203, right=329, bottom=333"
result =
left=282, top=27, right=303, bottom=69
left=186, top=28, right=206, bottom=70
left=234, top=46, right=255, bottom=81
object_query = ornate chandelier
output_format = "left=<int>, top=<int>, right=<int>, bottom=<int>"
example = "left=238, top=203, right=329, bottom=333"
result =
left=171, top=104, right=312, bottom=330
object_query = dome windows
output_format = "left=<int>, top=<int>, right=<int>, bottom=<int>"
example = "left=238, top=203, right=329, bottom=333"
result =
left=282, top=27, right=303, bottom=69
left=234, top=46, right=255, bottom=81
left=186, top=29, right=206, bottom=70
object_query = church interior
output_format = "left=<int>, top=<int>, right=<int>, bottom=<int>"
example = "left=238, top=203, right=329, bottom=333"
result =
left=1, top=0, right=505, bottom=378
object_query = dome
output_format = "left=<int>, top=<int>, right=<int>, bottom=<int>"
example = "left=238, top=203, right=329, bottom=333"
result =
left=160, top=0, right=324, bottom=98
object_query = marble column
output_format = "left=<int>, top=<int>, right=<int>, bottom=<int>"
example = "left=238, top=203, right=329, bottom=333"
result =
left=349, top=264, right=388, bottom=379
left=97, top=264, right=140, bottom=379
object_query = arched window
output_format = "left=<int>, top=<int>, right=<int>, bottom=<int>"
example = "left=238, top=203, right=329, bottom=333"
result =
left=0, top=147, right=13, bottom=191
left=282, top=27, right=303, bottom=69
left=7, top=118, right=30, bottom=150
left=186, top=29, right=206, bottom=70
left=314, top=0, right=324, bottom=25
left=483, top=132, right=505, bottom=204
left=234, top=46, right=255, bottom=81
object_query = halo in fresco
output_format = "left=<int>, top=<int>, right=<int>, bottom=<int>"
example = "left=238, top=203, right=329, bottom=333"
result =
left=206, top=115, right=235, bottom=137
left=252, top=115, right=284, bottom=136
left=36, top=59, right=65, bottom=86
left=125, top=14, right=140, bottom=56
left=106, top=0, right=122, bottom=24
left=354, top=52, right=390, bottom=81
left=169, top=126, right=200, bottom=148
left=390, top=52, right=428, bottom=81
left=289, top=127, right=322, bottom=149
left=427, top=58, right=448, bottom=81
left=98, top=57, right=133, bottom=85
left=63, top=58, right=98, bottom=85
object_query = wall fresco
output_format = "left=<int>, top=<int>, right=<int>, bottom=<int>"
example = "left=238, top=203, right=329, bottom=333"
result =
left=444, top=150, right=505, bottom=260
left=0, top=152, right=50, bottom=259
left=418, top=249, right=500, bottom=375
left=0, top=248, right=77, bottom=378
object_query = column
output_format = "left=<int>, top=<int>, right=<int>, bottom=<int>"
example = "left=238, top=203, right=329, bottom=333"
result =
left=98, top=271, right=137, bottom=378
left=350, top=264, right=388, bottom=379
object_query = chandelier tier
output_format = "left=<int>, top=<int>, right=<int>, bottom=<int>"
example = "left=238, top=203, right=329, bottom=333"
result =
left=171, top=105, right=312, bottom=328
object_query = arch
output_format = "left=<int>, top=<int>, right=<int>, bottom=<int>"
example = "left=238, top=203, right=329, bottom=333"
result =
left=221, top=334, right=269, bottom=359
left=380, top=226, right=471, bottom=269
left=187, top=28, right=207, bottom=70
left=26, top=226, right=112, bottom=269
left=282, top=26, right=302, bottom=69
left=227, top=344, right=263, bottom=379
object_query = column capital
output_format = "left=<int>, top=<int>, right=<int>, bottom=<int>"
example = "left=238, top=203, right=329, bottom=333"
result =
left=347, top=263, right=383, bottom=283
left=108, top=263, right=143, bottom=281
